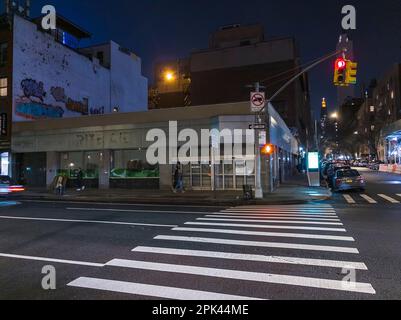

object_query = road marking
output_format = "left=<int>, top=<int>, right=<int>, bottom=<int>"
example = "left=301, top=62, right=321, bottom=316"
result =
left=0, top=253, right=104, bottom=267
left=343, top=195, right=356, bottom=204
left=66, top=207, right=211, bottom=215
left=155, top=235, right=359, bottom=254
left=377, top=194, right=400, bottom=204
left=185, top=222, right=347, bottom=232
left=226, top=206, right=335, bottom=209
left=172, top=227, right=355, bottom=242
left=205, top=215, right=340, bottom=222
left=132, top=246, right=367, bottom=270
left=0, top=201, right=20, bottom=207
left=360, top=195, right=378, bottom=204
left=68, top=277, right=261, bottom=300
left=0, top=215, right=177, bottom=228
left=224, top=209, right=336, bottom=214
left=105, top=259, right=375, bottom=294
left=208, top=213, right=338, bottom=218
left=21, top=200, right=224, bottom=209
left=197, top=218, right=343, bottom=226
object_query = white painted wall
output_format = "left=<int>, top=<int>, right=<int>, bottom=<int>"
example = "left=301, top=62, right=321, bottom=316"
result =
left=12, top=15, right=147, bottom=122
left=109, top=41, right=148, bottom=113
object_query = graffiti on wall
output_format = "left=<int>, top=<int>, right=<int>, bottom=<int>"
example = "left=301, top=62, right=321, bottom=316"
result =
left=90, top=107, right=105, bottom=115
left=16, top=78, right=106, bottom=120
left=16, top=102, right=64, bottom=119
left=66, top=98, right=89, bottom=115
left=51, top=86, right=67, bottom=103
left=21, top=79, right=47, bottom=102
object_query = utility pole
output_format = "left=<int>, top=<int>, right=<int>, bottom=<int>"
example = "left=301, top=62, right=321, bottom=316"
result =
left=247, top=82, right=266, bottom=199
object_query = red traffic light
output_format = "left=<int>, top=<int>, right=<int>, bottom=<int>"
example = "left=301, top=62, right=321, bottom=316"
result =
left=261, top=144, right=274, bottom=155
left=335, top=58, right=346, bottom=71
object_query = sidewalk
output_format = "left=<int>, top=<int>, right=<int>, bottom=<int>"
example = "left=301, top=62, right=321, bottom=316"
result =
left=12, top=174, right=331, bottom=206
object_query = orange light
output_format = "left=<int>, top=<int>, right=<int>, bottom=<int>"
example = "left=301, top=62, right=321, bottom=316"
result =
left=164, top=71, right=175, bottom=82
left=261, top=144, right=274, bottom=155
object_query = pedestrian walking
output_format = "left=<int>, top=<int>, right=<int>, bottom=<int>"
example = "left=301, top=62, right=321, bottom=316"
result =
left=173, top=162, right=184, bottom=193
left=76, top=168, right=85, bottom=191
left=55, top=176, right=64, bottom=196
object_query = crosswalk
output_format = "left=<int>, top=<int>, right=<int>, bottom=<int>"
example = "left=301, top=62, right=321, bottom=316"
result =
left=342, top=193, right=401, bottom=204
left=67, top=205, right=375, bottom=300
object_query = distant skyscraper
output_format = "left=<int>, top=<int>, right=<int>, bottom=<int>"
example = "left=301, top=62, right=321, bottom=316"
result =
left=336, top=34, right=355, bottom=107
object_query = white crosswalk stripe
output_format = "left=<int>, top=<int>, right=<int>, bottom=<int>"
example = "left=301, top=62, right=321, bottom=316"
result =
left=340, top=193, right=401, bottom=205
left=207, top=213, right=339, bottom=218
left=104, top=259, right=375, bottom=294
left=343, top=195, right=356, bottom=204
left=205, top=215, right=340, bottom=221
left=197, top=217, right=343, bottom=226
left=172, top=227, right=355, bottom=241
left=360, top=195, right=378, bottom=204
left=185, top=222, right=347, bottom=232
left=377, top=194, right=400, bottom=204
left=68, top=277, right=260, bottom=300
left=68, top=205, right=375, bottom=299
left=132, top=246, right=368, bottom=270
left=155, top=235, right=359, bottom=253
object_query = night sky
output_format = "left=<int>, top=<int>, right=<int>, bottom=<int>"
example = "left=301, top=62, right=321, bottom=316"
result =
left=3, top=0, right=401, bottom=119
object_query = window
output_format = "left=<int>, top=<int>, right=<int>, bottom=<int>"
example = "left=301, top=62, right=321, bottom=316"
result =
left=0, top=43, right=7, bottom=67
left=371, top=125, right=375, bottom=131
left=0, top=78, right=7, bottom=97
left=96, top=51, right=104, bottom=65
left=370, top=106, right=375, bottom=112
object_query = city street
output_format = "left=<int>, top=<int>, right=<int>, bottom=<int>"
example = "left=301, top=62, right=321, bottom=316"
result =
left=0, top=168, right=400, bottom=300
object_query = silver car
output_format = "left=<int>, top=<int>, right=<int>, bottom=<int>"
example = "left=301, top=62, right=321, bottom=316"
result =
left=333, top=169, right=366, bottom=192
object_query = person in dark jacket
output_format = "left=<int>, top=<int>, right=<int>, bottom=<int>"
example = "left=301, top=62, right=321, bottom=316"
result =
left=76, top=168, right=85, bottom=191
left=173, top=162, right=184, bottom=193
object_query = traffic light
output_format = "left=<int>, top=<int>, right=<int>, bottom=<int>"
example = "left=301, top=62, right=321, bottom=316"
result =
left=346, top=61, right=358, bottom=85
left=261, top=144, right=274, bottom=155
left=334, top=58, right=347, bottom=86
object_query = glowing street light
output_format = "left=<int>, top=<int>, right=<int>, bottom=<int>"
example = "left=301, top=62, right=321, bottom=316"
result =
left=330, top=112, right=338, bottom=119
left=164, top=71, right=176, bottom=82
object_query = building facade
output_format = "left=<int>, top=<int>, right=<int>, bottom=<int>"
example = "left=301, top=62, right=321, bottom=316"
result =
left=150, top=24, right=313, bottom=149
left=11, top=101, right=299, bottom=193
left=0, top=7, right=148, bottom=176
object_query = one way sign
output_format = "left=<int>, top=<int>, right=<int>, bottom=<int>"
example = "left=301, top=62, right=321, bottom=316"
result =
left=250, top=92, right=265, bottom=113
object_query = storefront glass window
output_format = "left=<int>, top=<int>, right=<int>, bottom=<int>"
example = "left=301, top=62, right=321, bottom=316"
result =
left=111, top=149, right=159, bottom=179
left=1, top=152, right=9, bottom=176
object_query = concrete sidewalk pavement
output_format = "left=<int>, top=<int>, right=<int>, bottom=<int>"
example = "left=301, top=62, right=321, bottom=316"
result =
left=10, top=174, right=331, bottom=206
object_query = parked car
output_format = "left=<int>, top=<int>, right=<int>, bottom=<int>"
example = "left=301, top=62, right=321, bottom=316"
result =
left=0, top=175, right=25, bottom=196
left=328, top=165, right=352, bottom=187
left=332, top=169, right=366, bottom=192
left=368, top=161, right=383, bottom=171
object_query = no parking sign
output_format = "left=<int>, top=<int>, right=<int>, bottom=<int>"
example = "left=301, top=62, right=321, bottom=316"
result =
left=250, top=92, right=265, bottom=113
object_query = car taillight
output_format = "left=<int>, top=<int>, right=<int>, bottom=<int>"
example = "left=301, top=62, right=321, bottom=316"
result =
left=8, top=186, right=25, bottom=192
left=335, top=179, right=343, bottom=186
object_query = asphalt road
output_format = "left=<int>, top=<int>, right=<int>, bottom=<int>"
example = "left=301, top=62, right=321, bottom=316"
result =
left=0, top=168, right=400, bottom=300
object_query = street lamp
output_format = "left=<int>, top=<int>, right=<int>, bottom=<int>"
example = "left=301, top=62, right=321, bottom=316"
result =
left=330, top=112, right=338, bottom=119
left=164, top=71, right=176, bottom=82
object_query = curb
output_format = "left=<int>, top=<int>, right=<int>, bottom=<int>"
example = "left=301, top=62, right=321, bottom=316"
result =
left=11, top=193, right=332, bottom=207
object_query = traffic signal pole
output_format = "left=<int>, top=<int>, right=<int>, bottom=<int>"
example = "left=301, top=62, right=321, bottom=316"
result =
left=254, top=49, right=343, bottom=196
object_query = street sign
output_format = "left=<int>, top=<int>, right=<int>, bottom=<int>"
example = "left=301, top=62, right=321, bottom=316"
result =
left=250, top=92, right=265, bottom=113
left=249, top=123, right=266, bottom=130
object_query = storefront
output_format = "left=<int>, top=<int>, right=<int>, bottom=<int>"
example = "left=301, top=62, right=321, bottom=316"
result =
left=0, top=152, right=10, bottom=176
left=382, top=119, right=401, bottom=165
left=11, top=102, right=299, bottom=192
